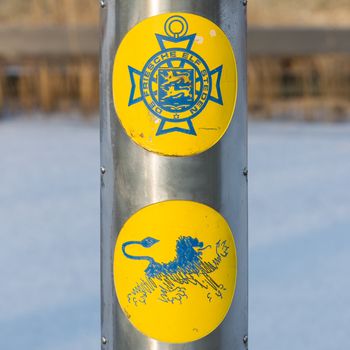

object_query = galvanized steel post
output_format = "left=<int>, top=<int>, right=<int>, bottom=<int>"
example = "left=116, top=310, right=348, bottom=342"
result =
left=100, top=0, right=247, bottom=349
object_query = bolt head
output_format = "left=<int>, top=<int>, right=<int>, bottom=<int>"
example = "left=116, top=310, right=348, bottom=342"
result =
left=100, top=0, right=106, bottom=8
left=101, top=167, right=106, bottom=175
left=102, top=336, right=107, bottom=345
left=243, top=335, right=248, bottom=344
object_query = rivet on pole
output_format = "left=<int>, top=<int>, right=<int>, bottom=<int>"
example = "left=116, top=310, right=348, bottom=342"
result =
left=243, top=167, right=248, bottom=177
left=100, top=0, right=106, bottom=8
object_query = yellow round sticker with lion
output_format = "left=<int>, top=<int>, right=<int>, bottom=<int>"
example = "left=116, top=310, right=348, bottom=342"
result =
left=113, top=13, right=238, bottom=156
left=113, top=201, right=237, bottom=343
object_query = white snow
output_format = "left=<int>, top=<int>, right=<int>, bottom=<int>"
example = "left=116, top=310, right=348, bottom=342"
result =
left=0, top=116, right=100, bottom=350
left=249, top=121, right=350, bottom=349
left=0, top=116, right=349, bottom=349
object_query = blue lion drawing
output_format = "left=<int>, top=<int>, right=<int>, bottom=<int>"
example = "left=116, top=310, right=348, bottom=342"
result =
left=122, top=236, right=230, bottom=306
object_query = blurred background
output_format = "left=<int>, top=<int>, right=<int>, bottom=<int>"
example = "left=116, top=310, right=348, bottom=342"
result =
left=1, top=0, right=350, bottom=119
left=0, top=1, right=349, bottom=349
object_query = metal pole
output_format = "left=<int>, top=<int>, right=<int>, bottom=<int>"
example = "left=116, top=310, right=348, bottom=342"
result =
left=100, top=1, right=247, bottom=349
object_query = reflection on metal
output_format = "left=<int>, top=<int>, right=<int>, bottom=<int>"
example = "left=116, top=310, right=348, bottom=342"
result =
left=100, top=0, right=247, bottom=349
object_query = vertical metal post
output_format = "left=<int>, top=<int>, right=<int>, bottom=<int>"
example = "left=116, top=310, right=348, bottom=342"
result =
left=100, top=1, right=247, bottom=349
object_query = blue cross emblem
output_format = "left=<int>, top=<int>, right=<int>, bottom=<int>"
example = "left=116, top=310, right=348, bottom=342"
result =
left=128, top=16, right=223, bottom=136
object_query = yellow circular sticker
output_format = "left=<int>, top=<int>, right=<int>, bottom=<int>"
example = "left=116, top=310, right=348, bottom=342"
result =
left=113, top=13, right=238, bottom=156
left=114, top=201, right=237, bottom=343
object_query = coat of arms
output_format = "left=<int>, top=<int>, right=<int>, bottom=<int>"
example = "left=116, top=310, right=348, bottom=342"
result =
left=128, top=15, right=223, bottom=135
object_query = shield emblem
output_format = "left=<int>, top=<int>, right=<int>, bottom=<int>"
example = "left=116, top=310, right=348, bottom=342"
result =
left=158, top=68, right=194, bottom=111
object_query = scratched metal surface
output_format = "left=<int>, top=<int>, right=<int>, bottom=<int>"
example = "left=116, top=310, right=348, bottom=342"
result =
left=100, top=0, right=248, bottom=349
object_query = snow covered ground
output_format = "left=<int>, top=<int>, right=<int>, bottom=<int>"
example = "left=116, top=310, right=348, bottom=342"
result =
left=249, top=122, right=350, bottom=349
left=0, top=116, right=349, bottom=349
